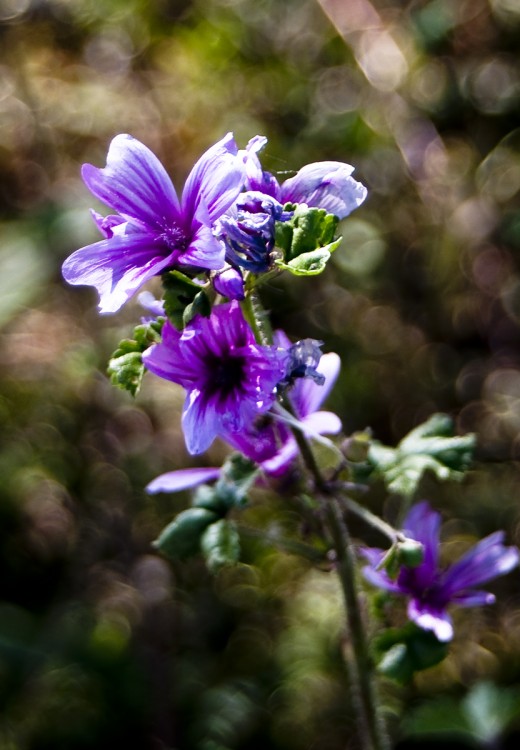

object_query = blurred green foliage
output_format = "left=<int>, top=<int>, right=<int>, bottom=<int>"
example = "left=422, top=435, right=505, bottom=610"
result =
left=1, top=0, right=520, bottom=747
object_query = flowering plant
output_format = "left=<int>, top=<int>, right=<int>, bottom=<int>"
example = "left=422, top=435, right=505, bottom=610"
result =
left=62, top=132, right=518, bottom=750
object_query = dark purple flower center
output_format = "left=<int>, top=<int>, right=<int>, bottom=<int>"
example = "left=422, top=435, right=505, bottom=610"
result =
left=209, top=353, right=246, bottom=396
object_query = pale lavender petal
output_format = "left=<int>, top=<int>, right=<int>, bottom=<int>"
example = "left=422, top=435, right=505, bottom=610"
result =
left=182, top=133, right=245, bottom=223
left=280, top=161, right=367, bottom=219
left=138, top=291, right=165, bottom=317
left=62, top=233, right=173, bottom=313
left=301, top=410, right=342, bottom=436
left=146, top=467, right=221, bottom=494
left=362, top=565, right=402, bottom=594
left=441, top=532, right=519, bottom=596
left=408, top=599, right=453, bottom=642
left=82, top=134, right=181, bottom=228
left=182, top=389, right=219, bottom=455
left=178, top=222, right=225, bottom=270
left=261, top=437, right=298, bottom=476
left=291, top=352, right=341, bottom=417
left=90, top=210, right=125, bottom=238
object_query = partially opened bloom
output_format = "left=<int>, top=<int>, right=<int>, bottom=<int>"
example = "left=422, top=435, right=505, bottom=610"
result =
left=242, top=136, right=367, bottom=220
left=362, top=501, right=519, bottom=642
left=142, top=301, right=288, bottom=455
left=62, top=133, right=244, bottom=313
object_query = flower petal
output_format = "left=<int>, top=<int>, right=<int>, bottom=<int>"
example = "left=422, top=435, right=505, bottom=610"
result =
left=62, top=232, right=173, bottom=313
left=301, top=410, right=342, bottom=436
left=408, top=599, right=454, bottom=642
left=291, top=352, right=341, bottom=417
left=177, top=222, right=225, bottom=270
left=146, top=467, right=221, bottom=494
left=401, top=501, right=441, bottom=588
left=182, top=133, right=245, bottom=224
left=82, top=134, right=181, bottom=228
left=280, top=161, right=367, bottom=219
left=182, top=389, right=219, bottom=455
left=440, top=531, right=519, bottom=596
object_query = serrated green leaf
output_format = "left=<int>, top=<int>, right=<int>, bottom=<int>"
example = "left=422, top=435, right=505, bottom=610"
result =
left=154, top=507, right=218, bottom=561
left=276, top=243, right=340, bottom=276
left=201, top=519, right=240, bottom=573
left=366, top=413, right=476, bottom=498
left=107, top=318, right=163, bottom=397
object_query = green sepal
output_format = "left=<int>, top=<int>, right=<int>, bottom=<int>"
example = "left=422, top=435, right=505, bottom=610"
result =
left=153, top=507, right=218, bottom=561
left=107, top=318, right=163, bottom=396
left=367, top=413, right=476, bottom=499
left=201, top=519, right=240, bottom=573
left=374, top=623, right=449, bottom=684
left=162, top=270, right=209, bottom=329
left=275, top=240, right=342, bottom=276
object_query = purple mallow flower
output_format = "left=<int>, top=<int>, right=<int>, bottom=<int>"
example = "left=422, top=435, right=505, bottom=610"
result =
left=146, top=332, right=342, bottom=494
left=62, top=133, right=245, bottom=313
left=362, top=501, right=519, bottom=642
left=142, top=301, right=288, bottom=455
left=242, top=136, right=368, bottom=220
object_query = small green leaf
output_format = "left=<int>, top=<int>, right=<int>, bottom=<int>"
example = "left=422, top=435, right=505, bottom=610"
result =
left=154, top=507, right=218, bottom=561
left=107, top=319, right=163, bottom=396
left=201, top=519, right=240, bottom=573
left=182, top=289, right=211, bottom=326
left=375, top=624, right=449, bottom=683
left=275, top=243, right=340, bottom=276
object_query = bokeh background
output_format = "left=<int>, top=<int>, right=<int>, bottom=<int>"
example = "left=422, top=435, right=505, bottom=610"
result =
left=1, top=0, right=520, bottom=747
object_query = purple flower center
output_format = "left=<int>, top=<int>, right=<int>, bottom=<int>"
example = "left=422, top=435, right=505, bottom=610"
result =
left=158, top=223, right=187, bottom=251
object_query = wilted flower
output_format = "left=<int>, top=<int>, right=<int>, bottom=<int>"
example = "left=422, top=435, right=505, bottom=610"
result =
left=362, top=501, right=519, bottom=641
left=62, top=133, right=244, bottom=313
left=142, top=301, right=288, bottom=455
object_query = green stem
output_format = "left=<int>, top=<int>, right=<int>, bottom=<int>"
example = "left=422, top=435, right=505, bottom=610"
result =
left=237, top=524, right=326, bottom=564
left=324, top=497, right=389, bottom=750
left=241, top=286, right=272, bottom=345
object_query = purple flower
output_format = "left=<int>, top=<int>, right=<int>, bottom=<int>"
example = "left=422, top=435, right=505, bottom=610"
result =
left=362, top=501, right=519, bottom=642
left=145, top=332, right=342, bottom=494
left=62, top=133, right=245, bottom=313
left=142, top=301, right=288, bottom=455
left=242, top=136, right=367, bottom=220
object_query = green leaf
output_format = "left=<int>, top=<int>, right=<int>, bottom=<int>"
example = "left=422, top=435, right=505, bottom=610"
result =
left=367, top=413, right=476, bottom=499
left=375, top=624, right=449, bottom=684
left=274, top=204, right=341, bottom=276
left=201, top=519, right=240, bottom=573
left=275, top=241, right=342, bottom=276
left=154, top=507, right=218, bottom=561
left=162, top=270, right=208, bottom=328
left=107, top=318, right=163, bottom=396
